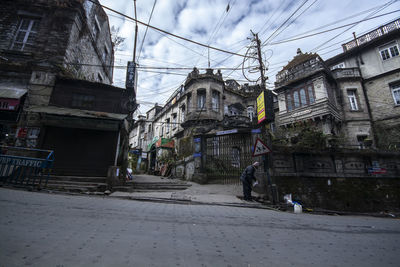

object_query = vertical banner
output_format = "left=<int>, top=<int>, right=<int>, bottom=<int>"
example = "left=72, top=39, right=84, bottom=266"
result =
left=257, top=91, right=266, bottom=124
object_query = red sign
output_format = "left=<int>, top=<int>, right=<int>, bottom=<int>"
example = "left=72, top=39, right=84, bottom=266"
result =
left=17, top=128, right=28, bottom=138
left=0, top=98, right=20, bottom=111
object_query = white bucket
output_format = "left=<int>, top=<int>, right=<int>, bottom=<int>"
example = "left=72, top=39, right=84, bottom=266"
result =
left=294, top=203, right=302, bottom=214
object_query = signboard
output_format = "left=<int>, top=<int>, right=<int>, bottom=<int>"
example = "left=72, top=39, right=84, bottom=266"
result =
left=257, top=90, right=275, bottom=124
left=216, top=129, right=238, bottom=136
left=141, top=152, right=148, bottom=159
left=0, top=98, right=20, bottom=111
left=368, top=167, right=387, bottom=174
left=252, top=138, right=271, bottom=157
left=125, top=61, right=137, bottom=95
left=257, top=91, right=266, bottom=124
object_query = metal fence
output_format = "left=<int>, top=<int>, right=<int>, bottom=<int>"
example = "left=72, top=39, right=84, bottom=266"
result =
left=0, top=146, right=54, bottom=188
left=205, top=133, right=255, bottom=184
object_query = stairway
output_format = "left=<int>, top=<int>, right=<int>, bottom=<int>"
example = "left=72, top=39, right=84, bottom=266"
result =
left=43, top=175, right=107, bottom=193
left=113, top=178, right=191, bottom=193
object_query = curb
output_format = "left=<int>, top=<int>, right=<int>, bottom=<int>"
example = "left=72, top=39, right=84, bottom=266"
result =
left=108, top=194, right=281, bottom=211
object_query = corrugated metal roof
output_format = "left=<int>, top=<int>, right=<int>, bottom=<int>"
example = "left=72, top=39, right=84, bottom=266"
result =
left=25, top=106, right=127, bottom=120
left=0, top=88, right=28, bottom=99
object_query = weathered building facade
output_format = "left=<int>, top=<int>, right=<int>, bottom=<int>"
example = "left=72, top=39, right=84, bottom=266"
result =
left=130, top=68, right=265, bottom=181
left=326, top=18, right=400, bottom=150
left=0, top=0, right=130, bottom=176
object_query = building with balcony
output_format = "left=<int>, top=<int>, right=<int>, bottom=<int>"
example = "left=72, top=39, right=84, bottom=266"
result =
left=274, top=49, right=344, bottom=146
left=275, top=18, right=400, bottom=150
left=326, top=18, right=400, bottom=150
left=130, top=68, right=264, bottom=175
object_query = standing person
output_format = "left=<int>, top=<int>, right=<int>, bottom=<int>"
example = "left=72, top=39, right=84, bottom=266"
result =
left=240, top=162, right=259, bottom=201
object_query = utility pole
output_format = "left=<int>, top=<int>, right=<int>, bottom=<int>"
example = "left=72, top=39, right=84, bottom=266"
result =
left=120, top=0, right=139, bottom=184
left=251, top=31, right=276, bottom=205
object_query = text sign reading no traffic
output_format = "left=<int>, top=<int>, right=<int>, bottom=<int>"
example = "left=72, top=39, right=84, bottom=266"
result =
left=252, top=138, right=271, bottom=157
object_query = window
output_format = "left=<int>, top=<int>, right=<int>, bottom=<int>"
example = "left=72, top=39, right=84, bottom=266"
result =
left=247, top=106, right=255, bottom=121
left=172, top=114, right=177, bottom=129
left=11, top=18, right=40, bottom=51
left=286, top=84, right=315, bottom=111
left=379, top=42, right=399, bottom=60
left=180, top=105, right=185, bottom=122
left=308, top=85, right=315, bottom=104
left=357, top=135, right=368, bottom=149
left=187, top=94, right=191, bottom=112
left=166, top=118, right=170, bottom=133
left=212, top=91, right=219, bottom=111
left=391, top=83, right=400, bottom=105
left=293, top=91, right=300, bottom=108
left=71, top=94, right=95, bottom=109
left=287, top=94, right=293, bottom=111
left=148, top=124, right=152, bottom=133
left=197, top=90, right=206, bottom=110
left=300, top=89, right=306, bottom=107
left=347, top=89, right=359, bottom=111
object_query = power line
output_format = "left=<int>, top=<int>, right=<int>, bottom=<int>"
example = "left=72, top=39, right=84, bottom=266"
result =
left=262, top=0, right=310, bottom=46
left=137, top=0, right=157, bottom=63
left=267, top=9, right=400, bottom=45
left=88, top=0, right=255, bottom=59
left=311, top=0, right=397, bottom=52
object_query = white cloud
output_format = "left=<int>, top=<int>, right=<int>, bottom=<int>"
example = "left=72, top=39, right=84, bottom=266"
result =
left=99, top=0, right=400, bottom=116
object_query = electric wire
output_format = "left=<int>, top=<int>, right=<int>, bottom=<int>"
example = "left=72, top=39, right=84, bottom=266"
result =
left=88, top=0, right=255, bottom=59
left=137, top=0, right=157, bottom=63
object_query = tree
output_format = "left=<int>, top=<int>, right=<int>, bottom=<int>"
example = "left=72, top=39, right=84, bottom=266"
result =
left=110, top=26, right=125, bottom=52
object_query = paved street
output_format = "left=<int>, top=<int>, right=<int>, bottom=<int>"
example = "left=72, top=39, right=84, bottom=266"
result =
left=0, top=188, right=399, bottom=267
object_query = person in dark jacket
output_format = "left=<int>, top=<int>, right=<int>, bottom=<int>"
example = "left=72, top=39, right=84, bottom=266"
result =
left=240, top=162, right=259, bottom=201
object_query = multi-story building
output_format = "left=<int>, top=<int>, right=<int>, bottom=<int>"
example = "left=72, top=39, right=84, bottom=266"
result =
left=0, top=0, right=130, bottom=176
left=274, top=18, right=400, bottom=149
left=326, top=18, right=400, bottom=149
left=130, top=68, right=264, bottom=176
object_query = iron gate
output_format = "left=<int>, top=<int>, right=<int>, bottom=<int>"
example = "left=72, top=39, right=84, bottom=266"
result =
left=205, top=132, right=256, bottom=184
left=0, top=146, right=54, bottom=188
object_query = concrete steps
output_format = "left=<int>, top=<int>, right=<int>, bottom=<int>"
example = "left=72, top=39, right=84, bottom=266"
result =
left=44, top=175, right=107, bottom=193
left=114, top=181, right=191, bottom=192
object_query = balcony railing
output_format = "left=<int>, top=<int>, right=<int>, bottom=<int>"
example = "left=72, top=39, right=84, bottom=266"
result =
left=342, top=19, right=400, bottom=52
left=331, top=68, right=361, bottom=80
left=275, top=58, right=327, bottom=88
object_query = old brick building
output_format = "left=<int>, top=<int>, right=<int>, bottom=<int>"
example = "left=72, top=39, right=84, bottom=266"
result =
left=0, top=0, right=130, bottom=176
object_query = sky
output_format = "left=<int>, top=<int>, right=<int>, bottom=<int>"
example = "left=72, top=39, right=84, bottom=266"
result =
left=98, top=0, right=400, bottom=117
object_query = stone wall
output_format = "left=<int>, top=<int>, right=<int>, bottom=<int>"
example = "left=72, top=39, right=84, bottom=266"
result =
left=272, top=149, right=400, bottom=212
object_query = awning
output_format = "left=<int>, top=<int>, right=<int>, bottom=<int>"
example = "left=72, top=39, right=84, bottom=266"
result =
left=25, top=106, right=128, bottom=120
left=147, top=137, right=175, bottom=150
left=0, top=88, right=28, bottom=99
left=0, top=88, right=28, bottom=111
left=25, top=106, right=128, bottom=131
left=156, top=138, right=174, bottom=148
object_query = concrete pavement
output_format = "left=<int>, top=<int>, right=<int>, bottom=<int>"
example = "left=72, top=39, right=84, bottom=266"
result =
left=110, top=174, right=267, bottom=208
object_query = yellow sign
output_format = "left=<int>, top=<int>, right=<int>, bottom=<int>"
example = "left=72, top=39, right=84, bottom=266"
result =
left=257, top=91, right=265, bottom=124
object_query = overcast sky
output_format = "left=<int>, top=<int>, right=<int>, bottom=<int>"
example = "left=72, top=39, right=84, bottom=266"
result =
left=98, top=0, right=400, bottom=117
